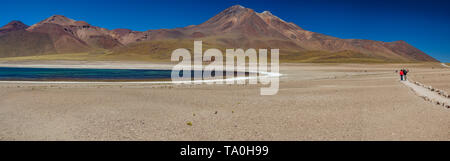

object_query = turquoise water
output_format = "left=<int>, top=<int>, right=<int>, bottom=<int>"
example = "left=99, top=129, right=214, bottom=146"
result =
left=0, top=67, right=245, bottom=81
left=0, top=67, right=174, bottom=81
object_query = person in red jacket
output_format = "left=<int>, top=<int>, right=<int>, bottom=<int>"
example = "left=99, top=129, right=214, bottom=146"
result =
left=399, top=69, right=404, bottom=81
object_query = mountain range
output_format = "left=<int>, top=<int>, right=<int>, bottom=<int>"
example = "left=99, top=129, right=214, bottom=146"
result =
left=0, top=5, right=438, bottom=63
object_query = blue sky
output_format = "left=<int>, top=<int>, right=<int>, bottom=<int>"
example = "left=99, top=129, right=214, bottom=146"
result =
left=1, top=0, right=449, bottom=62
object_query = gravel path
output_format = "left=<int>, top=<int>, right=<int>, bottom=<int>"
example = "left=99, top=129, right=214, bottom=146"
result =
left=401, top=80, right=450, bottom=107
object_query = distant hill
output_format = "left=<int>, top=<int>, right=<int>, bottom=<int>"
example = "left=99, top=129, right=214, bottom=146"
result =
left=0, top=21, right=56, bottom=57
left=0, top=21, right=29, bottom=35
left=0, top=5, right=439, bottom=63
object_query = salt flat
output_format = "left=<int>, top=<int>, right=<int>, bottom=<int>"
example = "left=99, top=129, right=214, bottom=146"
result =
left=0, top=61, right=448, bottom=140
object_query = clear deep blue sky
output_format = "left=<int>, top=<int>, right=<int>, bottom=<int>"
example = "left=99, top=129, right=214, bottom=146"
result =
left=2, top=0, right=449, bottom=62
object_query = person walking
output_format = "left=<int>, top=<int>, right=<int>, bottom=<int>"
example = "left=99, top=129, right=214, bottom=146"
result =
left=403, top=69, right=409, bottom=81
left=399, top=69, right=404, bottom=81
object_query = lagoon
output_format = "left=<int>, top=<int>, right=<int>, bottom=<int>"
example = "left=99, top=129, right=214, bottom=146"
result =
left=0, top=67, right=248, bottom=81
left=0, top=67, right=176, bottom=81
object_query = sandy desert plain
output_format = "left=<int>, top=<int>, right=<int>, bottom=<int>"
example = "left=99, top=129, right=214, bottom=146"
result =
left=0, top=60, right=448, bottom=141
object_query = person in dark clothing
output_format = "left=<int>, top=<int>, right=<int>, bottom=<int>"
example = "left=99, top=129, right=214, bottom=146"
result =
left=403, top=69, right=409, bottom=81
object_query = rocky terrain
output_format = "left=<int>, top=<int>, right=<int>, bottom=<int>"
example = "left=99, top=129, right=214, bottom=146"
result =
left=0, top=62, right=448, bottom=140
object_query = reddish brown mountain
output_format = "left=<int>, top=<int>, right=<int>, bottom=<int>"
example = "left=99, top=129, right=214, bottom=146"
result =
left=0, top=21, right=29, bottom=35
left=186, top=5, right=287, bottom=38
left=0, top=5, right=438, bottom=62
left=0, top=21, right=56, bottom=57
left=27, top=17, right=90, bottom=53
left=28, top=15, right=122, bottom=51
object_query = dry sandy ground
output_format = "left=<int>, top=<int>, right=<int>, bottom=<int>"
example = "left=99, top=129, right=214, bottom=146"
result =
left=0, top=61, right=448, bottom=141
left=407, top=63, right=450, bottom=92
